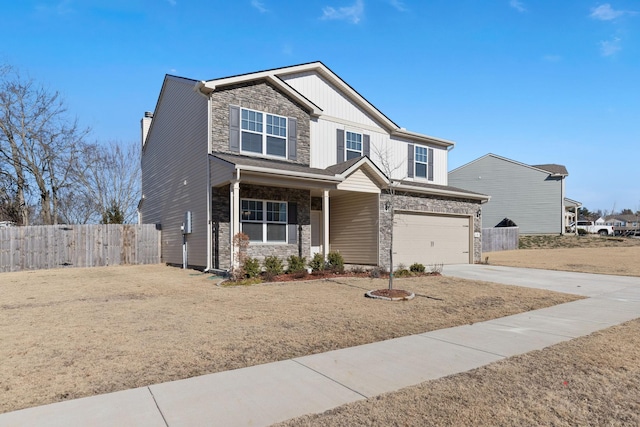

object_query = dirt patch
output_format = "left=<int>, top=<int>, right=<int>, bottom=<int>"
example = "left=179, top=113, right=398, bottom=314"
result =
left=0, top=264, right=578, bottom=414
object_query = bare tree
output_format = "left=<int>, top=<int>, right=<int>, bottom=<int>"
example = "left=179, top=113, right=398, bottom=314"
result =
left=68, top=140, right=141, bottom=224
left=373, top=144, right=405, bottom=290
left=0, top=64, right=89, bottom=225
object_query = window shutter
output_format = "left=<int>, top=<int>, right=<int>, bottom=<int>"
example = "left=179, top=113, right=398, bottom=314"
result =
left=407, top=144, right=414, bottom=178
left=288, top=117, right=297, bottom=161
left=336, top=129, right=344, bottom=163
left=428, top=148, right=434, bottom=181
left=229, top=105, right=240, bottom=152
left=363, top=134, right=370, bottom=158
left=287, top=202, right=298, bottom=244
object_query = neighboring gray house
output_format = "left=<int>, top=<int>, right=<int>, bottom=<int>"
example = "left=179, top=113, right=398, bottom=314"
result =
left=140, top=62, right=488, bottom=272
left=449, top=154, right=577, bottom=235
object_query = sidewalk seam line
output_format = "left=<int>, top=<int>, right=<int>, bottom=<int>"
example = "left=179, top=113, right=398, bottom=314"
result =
left=147, top=386, right=170, bottom=427
left=416, top=334, right=509, bottom=358
left=291, top=359, right=369, bottom=399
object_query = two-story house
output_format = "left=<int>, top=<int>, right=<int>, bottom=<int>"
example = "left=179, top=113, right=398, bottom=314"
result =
left=140, top=62, right=488, bottom=272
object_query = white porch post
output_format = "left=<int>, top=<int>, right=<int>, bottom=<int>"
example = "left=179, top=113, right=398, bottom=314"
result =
left=231, top=179, right=240, bottom=269
left=322, top=189, right=330, bottom=259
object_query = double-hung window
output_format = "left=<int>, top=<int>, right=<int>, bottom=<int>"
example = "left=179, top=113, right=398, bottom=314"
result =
left=345, top=131, right=362, bottom=160
left=415, top=146, right=428, bottom=179
left=241, top=199, right=287, bottom=243
left=241, top=108, right=287, bottom=158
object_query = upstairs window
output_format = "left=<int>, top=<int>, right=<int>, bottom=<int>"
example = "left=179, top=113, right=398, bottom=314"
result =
left=241, top=199, right=287, bottom=243
left=415, top=146, right=428, bottom=179
left=241, top=108, right=287, bottom=158
left=345, top=131, right=362, bottom=160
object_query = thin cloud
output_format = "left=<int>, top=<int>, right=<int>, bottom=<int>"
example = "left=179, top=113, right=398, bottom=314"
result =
left=543, top=54, right=562, bottom=62
left=389, top=0, right=407, bottom=12
left=590, top=3, right=636, bottom=20
left=251, top=0, right=268, bottom=13
left=509, top=0, right=527, bottom=13
left=321, top=0, right=364, bottom=24
left=167, top=0, right=176, bottom=6
left=36, top=0, right=75, bottom=16
left=599, top=37, right=622, bottom=56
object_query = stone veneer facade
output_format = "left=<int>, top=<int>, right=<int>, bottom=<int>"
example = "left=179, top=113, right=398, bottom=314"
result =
left=378, top=191, right=482, bottom=268
left=212, top=184, right=311, bottom=270
left=209, top=81, right=311, bottom=165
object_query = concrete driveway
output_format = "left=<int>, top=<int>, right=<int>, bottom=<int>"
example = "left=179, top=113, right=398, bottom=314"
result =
left=443, top=264, right=640, bottom=300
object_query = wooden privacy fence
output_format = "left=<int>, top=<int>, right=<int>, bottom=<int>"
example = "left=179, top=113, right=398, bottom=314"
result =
left=482, top=227, right=519, bottom=253
left=0, top=224, right=161, bottom=273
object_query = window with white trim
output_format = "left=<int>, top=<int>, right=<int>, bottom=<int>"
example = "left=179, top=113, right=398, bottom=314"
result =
left=415, top=146, right=428, bottom=179
left=345, top=131, right=362, bottom=160
left=241, top=199, right=287, bottom=243
left=241, top=108, right=287, bottom=158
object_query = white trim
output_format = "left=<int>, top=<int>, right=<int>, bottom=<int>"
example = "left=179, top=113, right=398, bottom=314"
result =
left=240, top=107, right=288, bottom=159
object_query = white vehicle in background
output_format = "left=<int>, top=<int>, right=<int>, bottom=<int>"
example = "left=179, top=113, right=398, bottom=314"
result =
left=570, top=220, right=614, bottom=236
left=0, top=221, right=16, bottom=228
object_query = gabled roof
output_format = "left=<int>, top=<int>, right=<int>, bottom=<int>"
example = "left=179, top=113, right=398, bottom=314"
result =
left=196, top=61, right=454, bottom=148
left=450, top=153, right=569, bottom=177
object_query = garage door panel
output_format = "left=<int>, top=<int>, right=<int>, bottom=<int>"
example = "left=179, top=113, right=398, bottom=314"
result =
left=393, top=214, right=470, bottom=266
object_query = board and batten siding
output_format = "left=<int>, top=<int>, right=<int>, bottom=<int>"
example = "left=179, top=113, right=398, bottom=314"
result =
left=449, top=156, right=563, bottom=234
left=329, top=192, right=379, bottom=265
left=140, top=76, right=209, bottom=267
left=311, top=118, right=449, bottom=186
left=280, top=71, right=380, bottom=128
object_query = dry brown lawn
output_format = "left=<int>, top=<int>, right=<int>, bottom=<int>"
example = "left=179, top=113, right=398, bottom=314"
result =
left=487, top=235, right=640, bottom=276
left=276, top=236, right=640, bottom=426
left=0, top=265, right=577, bottom=414
left=3, top=235, right=639, bottom=424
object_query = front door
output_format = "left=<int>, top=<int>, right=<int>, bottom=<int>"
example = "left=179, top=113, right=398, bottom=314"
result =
left=310, top=210, right=323, bottom=256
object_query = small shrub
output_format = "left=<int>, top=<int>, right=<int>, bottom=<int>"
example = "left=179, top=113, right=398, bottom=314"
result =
left=309, top=253, right=325, bottom=272
left=369, top=267, right=382, bottom=278
left=409, top=262, right=425, bottom=273
left=577, top=228, right=588, bottom=236
left=286, top=255, right=307, bottom=274
left=263, top=256, right=284, bottom=276
left=262, top=270, right=277, bottom=282
left=243, top=257, right=261, bottom=278
left=394, top=263, right=411, bottom=278
left=326, top=251, right=345, bottom=273
left=350, top=265, right=366, bottom=274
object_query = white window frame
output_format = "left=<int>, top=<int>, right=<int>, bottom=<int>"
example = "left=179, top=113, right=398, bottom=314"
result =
left=345, top=131, right=363, bottom=160
left=415, top=145, right=428, bottom=179
left=240, top=198, right=288, bottom=243
left=240, top=108, right=287, bottom=158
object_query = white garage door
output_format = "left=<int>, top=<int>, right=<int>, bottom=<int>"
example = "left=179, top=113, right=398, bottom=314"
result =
left=393, top=213, right=470, bottom=266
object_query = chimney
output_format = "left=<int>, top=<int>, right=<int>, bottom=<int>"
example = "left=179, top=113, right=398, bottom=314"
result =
left=141, top=111, right=153, bottom=148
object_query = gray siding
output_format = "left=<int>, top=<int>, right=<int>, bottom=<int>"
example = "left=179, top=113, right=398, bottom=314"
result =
left=140, top=77, right=209, bottom=267
left=449, top=155, right=563, bottom=234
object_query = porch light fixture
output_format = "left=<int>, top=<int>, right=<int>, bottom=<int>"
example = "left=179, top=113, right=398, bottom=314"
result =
left=384, top=201, right=391, bottom=211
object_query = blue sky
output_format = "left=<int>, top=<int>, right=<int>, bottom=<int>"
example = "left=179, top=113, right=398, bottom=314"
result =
left=1, top=0, right=638, bottom=212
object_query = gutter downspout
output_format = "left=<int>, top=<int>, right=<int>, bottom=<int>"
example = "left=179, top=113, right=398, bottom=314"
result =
left=195, top=82, right=214, bottom=271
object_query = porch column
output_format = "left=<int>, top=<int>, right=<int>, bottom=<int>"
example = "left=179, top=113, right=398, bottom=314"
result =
left=323, top=189, right=330, bottom=259
left=231, top=179, right=240, bottom=269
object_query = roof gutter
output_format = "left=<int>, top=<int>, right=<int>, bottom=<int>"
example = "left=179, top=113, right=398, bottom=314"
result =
left=394, top=183, right=490, bottom=203
left=236, top=165, right=342, bottom=183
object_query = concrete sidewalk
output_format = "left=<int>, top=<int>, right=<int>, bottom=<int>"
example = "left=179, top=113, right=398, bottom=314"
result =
left=1, top=266, right=639, bottom=427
